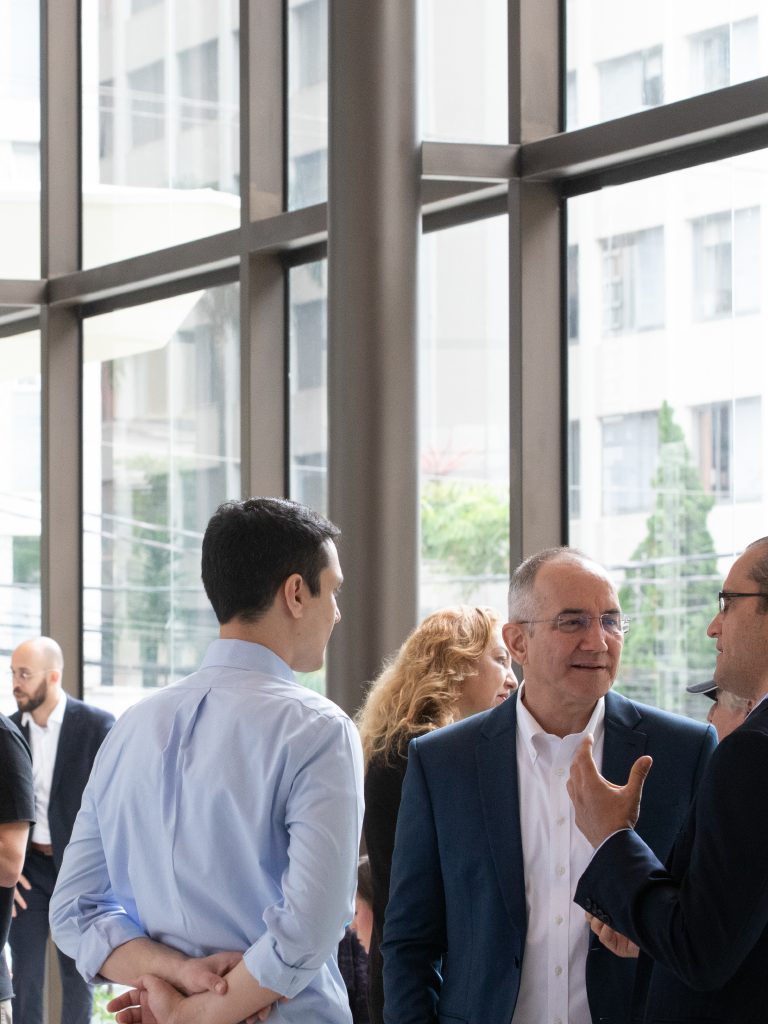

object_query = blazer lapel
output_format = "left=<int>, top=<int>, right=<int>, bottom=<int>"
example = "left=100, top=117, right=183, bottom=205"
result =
left=49, top=696, right=73, bottom=805
left=476, top=692, right=527, bottom=945
left=602, top=689, right=647, bottom=786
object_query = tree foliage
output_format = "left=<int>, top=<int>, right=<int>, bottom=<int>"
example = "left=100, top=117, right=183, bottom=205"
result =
left=619, top=401, right=719, bottom=688
left=421, top=479, right=510, bottom=582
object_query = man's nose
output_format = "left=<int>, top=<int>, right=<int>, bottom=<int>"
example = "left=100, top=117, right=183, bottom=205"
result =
left=707, top=610, right=722, bottom=637
left=580, top=617, right=608, bottom=649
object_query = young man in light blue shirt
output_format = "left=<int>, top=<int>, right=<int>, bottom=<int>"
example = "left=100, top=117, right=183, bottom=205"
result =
left=50, top=497, right=363, bottom=1024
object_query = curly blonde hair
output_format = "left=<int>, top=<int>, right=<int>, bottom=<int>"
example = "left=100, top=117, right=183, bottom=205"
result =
left=355, top=605, right=502, bottom=767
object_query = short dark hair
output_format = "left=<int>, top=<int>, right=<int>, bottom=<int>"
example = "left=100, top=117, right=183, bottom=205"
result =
left=202, top=497, right=341, bottom=625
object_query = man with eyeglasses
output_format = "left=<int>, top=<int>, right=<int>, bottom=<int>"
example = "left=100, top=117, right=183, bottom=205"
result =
left=383, top=547, right=716, bottom=1024
left=7, top=637, right=114, bottom=1024
left=569, top=536, right=768, bottom=1022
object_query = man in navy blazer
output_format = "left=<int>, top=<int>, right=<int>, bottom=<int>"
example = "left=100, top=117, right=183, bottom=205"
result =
left=382, top=548, right=717, bottom=1024
left=8, top=637, right=114, bottom=1024
left=570, top=537, right=768, bottom=1023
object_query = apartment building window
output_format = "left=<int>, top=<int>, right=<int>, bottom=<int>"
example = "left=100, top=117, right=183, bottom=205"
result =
left=695, top=397, right=762, bottom=503
left=178, top=40, right=219, bottom=129
left=599, top=46, right=663, bottom=122
left=568, top=420, right=581, bottom=518
left=568, top=244, right=579, bottom=342
left=601, top=411, right=658, bottom=515
left=295, top=0, right=328, bottom=90
left=692, top=207, right=760, bottom=320
left=690, top=25, right=730, bottom=94
left=601, top=227, right=665, bottom=336
left=128, top=60, right=165, bottom=147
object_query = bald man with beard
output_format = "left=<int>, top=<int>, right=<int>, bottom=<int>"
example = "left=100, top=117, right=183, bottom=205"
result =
left=8, top=637, right=114, bottom=1024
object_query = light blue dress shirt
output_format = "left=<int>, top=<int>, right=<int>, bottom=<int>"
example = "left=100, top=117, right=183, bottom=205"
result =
left=50, top=640, right=364, bottom=1024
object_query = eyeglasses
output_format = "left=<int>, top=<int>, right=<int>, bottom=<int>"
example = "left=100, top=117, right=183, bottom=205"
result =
left=718, top=591, right=768, bottom=613
left=7, top=669, right=46, bottom=682
left=516, top=613, right=630, bottom=635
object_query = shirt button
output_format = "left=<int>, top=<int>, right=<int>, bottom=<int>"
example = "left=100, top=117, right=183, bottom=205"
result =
left=556, top=815, right=565, bottom=826
left=555, top=915, right=563, bottom=924
left=554, top=965, right=563, bottom=976
left=556, top=768, right=565, bottom=777
left=556, top=865, right=565, bottom=876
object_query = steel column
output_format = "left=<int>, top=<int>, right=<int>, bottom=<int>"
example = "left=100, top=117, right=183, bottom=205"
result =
left=326, top=0, right=420, bottom=715
left=40, top=0, right=82, bottom=701
left=239, top=0, right=286, bottom=499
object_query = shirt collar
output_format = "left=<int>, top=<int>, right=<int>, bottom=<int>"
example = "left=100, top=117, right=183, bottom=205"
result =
left=197, top=639, right=297, bottom=685
left=22, top=688, right=67, bottom=729
left=516, top=683, right=605, bottom=765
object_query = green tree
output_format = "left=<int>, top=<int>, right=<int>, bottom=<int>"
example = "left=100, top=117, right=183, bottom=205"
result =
left=421, top=479, right=509, bottom=593
left=618, top=401, right=719, bottom=711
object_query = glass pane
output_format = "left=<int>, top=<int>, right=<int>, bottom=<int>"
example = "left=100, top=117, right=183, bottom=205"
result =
left=289, top=258, right=328, bottom=519
left=83, top=284, right=240, bottom=717
left=419, top=0, right=508, bottom=144
left=567, top=3, right=766, bottom=130
left=82, top=0, right=240, bottom=267
left=0, top=330, right=41, bottom=715
left=287, top=0, right=328, bottom=210
left=288, top=257, right=327, bottom=695
left=568, top=149, right=768, bottom=720
left=420, top=216, right=510, bottom=620
left=0, top=0, right=40, bottom=278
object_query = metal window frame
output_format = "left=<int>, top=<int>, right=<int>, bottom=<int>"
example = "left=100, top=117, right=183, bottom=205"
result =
left=0, top=3, right=767, bottom=720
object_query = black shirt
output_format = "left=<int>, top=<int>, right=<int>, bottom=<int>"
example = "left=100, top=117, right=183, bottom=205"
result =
left=363, top=745, right=410, bottom=1024
left=0, top=712, right=35, bottom=1002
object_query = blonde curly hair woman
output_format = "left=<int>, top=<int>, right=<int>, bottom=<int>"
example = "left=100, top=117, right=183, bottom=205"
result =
left=356, top=605, right=516, bottom=1024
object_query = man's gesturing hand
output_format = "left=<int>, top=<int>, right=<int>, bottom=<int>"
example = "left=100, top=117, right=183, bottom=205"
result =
left=585, top=912, right=639, bottom=959
left=567, top=734, right=653, bottom=848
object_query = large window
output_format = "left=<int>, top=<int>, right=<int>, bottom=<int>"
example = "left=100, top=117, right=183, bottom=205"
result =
left=0, top=0, right=40, bottom=278
left=82, top=0, right=240, bottom=267
left=568, top=150, right=768, bottom=719
left=83, top=284, right=240, bottom=717
left=287, top=0, right=328, bottom=210
left=567, top=6, right=763, bottom=130
left=289, top=258, right=328, bottom=516
left=0, top=330, right=41, bottom=716
left=419, top=215, right=509, bottom=620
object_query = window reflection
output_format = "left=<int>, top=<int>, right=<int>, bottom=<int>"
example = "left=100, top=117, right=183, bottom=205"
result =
left=419, top=216, right=509, bottom=620
left=287, top=0, right=329, bottom=210
left=0, top=0, right=40, bottom=278
left=568, top=150, right=768, bottom=719
left=0, top=331, right=41, bottom=715
left=82, top=285, right=240, bottom=717
left=289, top=259, right=328, bottom=516
left=567, top=4, right=763, bottom=130
left=83, top=0, right=241, bottom=267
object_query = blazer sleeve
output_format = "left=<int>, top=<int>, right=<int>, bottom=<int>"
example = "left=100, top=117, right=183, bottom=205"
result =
left=575, top=728, right=768, bottom=992
left=381, top=740, right=446, bottom=1024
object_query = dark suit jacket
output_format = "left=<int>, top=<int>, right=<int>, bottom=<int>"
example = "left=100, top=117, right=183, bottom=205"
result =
left=382, top=689, right=717, bottom=1024
left=575, top=697, right=768, bottom=1024
left=12, top=695, right=114, bottom=871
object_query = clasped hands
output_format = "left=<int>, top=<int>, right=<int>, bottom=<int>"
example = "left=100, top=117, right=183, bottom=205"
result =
left=106, top=953, right=288, bottom=1024
left=567, top=734, right=654, bottom=962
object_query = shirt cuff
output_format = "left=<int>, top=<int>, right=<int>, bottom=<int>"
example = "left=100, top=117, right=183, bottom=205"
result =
left=591, top=828, right=632, bottom=858
left=76, top=913, right=147, bottom=985
left=243, top=935, right=320, bottom=999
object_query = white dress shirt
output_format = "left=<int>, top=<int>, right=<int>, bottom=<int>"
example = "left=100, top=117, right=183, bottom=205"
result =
left=511, top=687, right=605, bottom=1024
left=23, top=689, right=67, bottom=845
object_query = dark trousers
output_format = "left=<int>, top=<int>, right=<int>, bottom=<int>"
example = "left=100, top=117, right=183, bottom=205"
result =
left=9, top=850, right=94, bottom=1024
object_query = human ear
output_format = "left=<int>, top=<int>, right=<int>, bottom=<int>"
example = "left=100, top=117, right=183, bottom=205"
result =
left=502, top=622, right=528, bottom=665
left=282, top=574, right=306, bottom=619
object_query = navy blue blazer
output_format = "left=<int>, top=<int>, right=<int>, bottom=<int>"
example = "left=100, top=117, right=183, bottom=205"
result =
left=575, top=697, right=768, bottom=1024
left=12, top=694, right=114, bottom=871
left=382, top=689, right=717, bottom=1024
